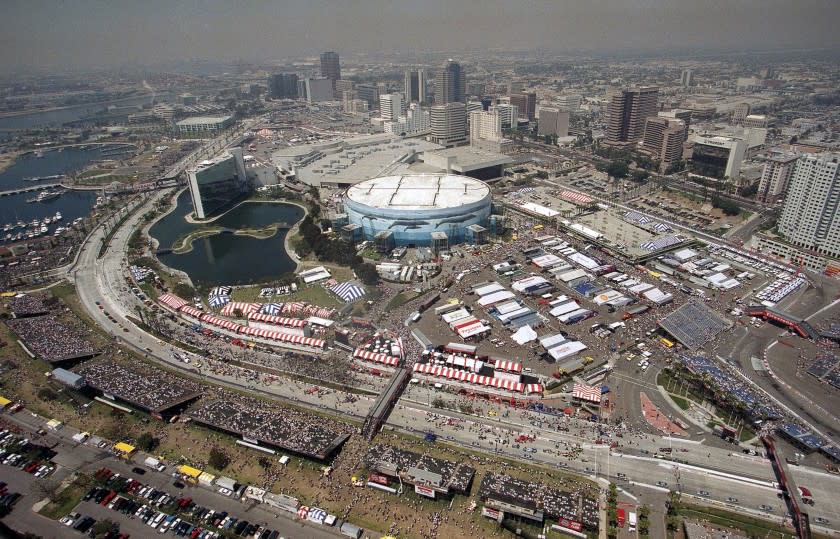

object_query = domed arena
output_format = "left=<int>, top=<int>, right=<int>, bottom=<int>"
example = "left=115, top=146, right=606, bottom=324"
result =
left=342, top=174, right=492, bottom=246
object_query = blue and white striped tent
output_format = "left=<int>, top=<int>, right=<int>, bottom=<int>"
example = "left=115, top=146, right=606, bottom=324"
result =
left=261, top=302, right=283, bottom=315
left=330, top=281, right=366, bottom=303
left=210, top=286, right=232, bottom=297
left=208, top=295, right=230, bottom=309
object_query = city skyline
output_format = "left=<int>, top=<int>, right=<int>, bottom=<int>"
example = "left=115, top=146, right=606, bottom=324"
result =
left=1, top=0, right=839, bottom=72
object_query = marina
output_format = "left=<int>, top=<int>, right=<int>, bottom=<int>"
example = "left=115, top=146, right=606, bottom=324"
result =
left=1, top=211, right=65, bottom=243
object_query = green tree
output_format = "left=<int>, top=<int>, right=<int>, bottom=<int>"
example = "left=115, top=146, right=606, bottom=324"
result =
left=711, top=196, right=740, bottom=216
left=631, top=170, right=650, bottom=183
left=37, top=387, right=57, bottom=401
left=208, top=446, right=230, bottom=471
left=173, top=282, right=195, bottom=299
left=92, top=518, right=119, bottom=536
left=606, top=161, right=629, bottom=179
left=354, top=262, right=379, bottom=286
left=136, top=432, right=158, bottom=452
left=738, top=182, right=759, bottom=198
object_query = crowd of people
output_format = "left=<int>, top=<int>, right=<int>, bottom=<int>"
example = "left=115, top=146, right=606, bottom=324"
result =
left=479, top=471, right=599, bottom=530
left=5, top=295, right=50, bottom=316
left=0, top=230, right=87, bottom=289
left=160, top=321, right=368, bottom=388
left=365, top=442, right=475, bottom=494
left=187, top=390, right=355, bottom=460
left=76, top=360, right=203, bottom=412
left=6, top=314, right=96, bottom=362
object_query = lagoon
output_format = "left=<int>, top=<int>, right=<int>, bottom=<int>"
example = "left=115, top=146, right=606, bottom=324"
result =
left=149, top=190, right=304, bottom=287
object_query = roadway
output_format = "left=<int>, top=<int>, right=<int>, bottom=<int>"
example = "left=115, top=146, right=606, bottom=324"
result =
left=56, top=142, right=840, bottom=535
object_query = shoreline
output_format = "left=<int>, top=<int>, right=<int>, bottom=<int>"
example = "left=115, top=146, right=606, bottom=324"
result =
left=0, top=93, right=154, bottom=120
left=0, top=150, right=20, bottom=174
left=171, top=225, right=281, bottom=255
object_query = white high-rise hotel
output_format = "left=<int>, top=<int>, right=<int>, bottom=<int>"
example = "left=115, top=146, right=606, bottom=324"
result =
left=469, top=109, right=503, bottom=144
left=778, top=152, right=840, bottom=259
left=383, top=103, right=430, bottom=136
left=379, top=93, right=403, bottom=122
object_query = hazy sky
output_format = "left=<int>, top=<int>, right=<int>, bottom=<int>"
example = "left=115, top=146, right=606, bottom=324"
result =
left=1, top=0, right=838, bottom=71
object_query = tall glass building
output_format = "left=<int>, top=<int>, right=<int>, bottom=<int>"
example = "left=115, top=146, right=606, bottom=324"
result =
left=187, top=148, right=249, bottom=219
left=343, top=174, right=491, bottom=246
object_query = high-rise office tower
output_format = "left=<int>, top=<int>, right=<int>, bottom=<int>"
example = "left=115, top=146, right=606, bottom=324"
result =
left=657, top=109, right=691, bottom=142
left=304, top=78, right=334, bottom=104
left=756, top=152, right=798, bottom=204
left=642, top=117, right=685, bottom=170
left=778, top=153, right=840, bottom=258
left=268, top=73, right=299, bottom=99
left=606, top=86, right=659, bottom=144
left=187, top=148, right=248, bottom=219
left=556, top=94, right=582, bottom=112
left=466, top=101, right=484, bottom=114
left=320, top=51, right=341, bottom=82
left=379, top=94, right=403, bottom=122
left=434, top=60, right=466, bottom=105
left=680, top=69, right=693, bottom=88
left=404, top=69, right=426, bottom=104
left=492, top=103, right=518, bottom=130
left=334, top=79, right=355, bottom=100
left=429, top=102, right=467, bottom=146
left=732, top=103, right=751, bottom=124
left=509, top=92, right=536, bottom=121
left=355, top=84, right=379, bottom=110
left=537, top=107, right=570, bottom=138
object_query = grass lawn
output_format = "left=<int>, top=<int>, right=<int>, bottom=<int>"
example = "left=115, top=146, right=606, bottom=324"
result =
left=656, top=370, right=705, bottom=406
left=386, top=290, right=417, bottom=310
left=669, top=394, right=690, bottom=410
left=230, top=283, right=343, bottom=308
left=38, top=477, right=88, bottom=520
left=681, top=504, right=795, bottom=539
left=290, top=284, right=343, bottom=307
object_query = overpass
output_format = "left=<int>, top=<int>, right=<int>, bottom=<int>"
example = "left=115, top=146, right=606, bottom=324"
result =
left=746, top=305, right=819, bottom=340
left=0, top=182, right=61, bottom=197
left=362, top=367, right=411, bottom=439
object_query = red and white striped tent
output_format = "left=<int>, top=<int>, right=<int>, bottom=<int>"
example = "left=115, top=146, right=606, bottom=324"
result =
left=560, top=190, right=593, bottom=205
left=280, top=333, right=325, bottom=349
left=353, top=348, right=399, bottom=367
left=572, top=383, right=602, bottom=403
left=238, top=326, right=274, bottom=338
left=247, top=312, right=306, bottom=328
left=282, top=302, right=306, bottom=314
left=315, top=308, right=334, bottom=318
left=239, top=325, right=324, bottom=348
left=412, top=364, right=526, bottom=393
left=493, top=359, right=523, bottom=373
left=158, top=293, right=188, bottom=311
left=220, top=302, right=262, bottom=317
left=526, top=383, right=544, bottom=394
left=180, top=306, right=203, bottom=319
left=200, top=314, right=239, bottom=331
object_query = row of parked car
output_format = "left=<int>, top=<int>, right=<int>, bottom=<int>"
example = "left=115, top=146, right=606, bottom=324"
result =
left=0, top=481, right=22, bottom=517
left=86, top=468, right=285, bottom=539
left=0, top=429, right=55, bottom=477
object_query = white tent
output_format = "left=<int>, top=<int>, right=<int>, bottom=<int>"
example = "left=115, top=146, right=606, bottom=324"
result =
left=511, top=325, right=538, bottom=345
left=547, top=341, right=587, bottom=361
left=478, top=290, right=516, bottom=307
